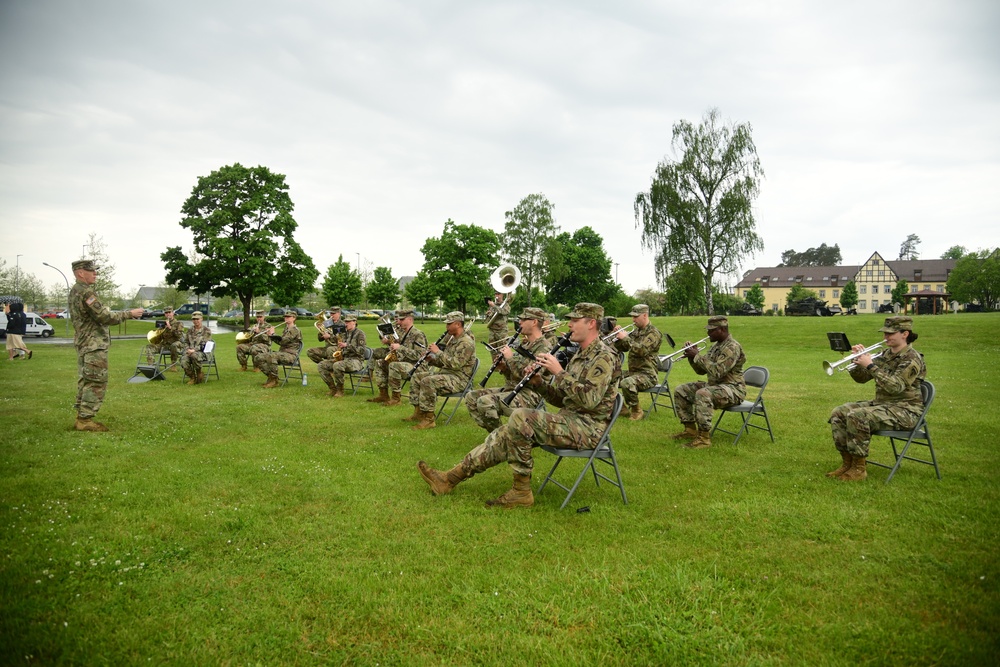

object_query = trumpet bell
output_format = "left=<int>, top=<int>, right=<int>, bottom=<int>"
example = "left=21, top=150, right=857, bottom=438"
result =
left=490, top=264, right=521, bottom=294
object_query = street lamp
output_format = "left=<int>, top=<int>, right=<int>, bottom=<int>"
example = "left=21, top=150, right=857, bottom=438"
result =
left=42, top=262, right=71, bottom=337
left=15, top=254, right=22, bottom=296
left=614, top=262, right=619, bottom=284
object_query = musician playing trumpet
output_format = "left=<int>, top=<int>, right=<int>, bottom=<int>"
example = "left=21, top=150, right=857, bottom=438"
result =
left=236, top=310, right=268, bottom=371
left=405, top=312, right=476, bottom=430
left=317, top=314, right=367, bottom=397
left=610, top=304, right=664, bottom=421
left=827, top=316, right=925, bottom=481
left=307, top=307, right=344, bottom=365
left=254, top=310, right=302, bottom=388
left=465, top=307, right=550, bottom=433
left=672, top=316, right=746, bottom=449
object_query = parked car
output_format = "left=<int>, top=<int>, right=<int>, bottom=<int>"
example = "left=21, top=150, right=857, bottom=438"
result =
left=175, top=303, right=211, bottom=315
left=56, top=310, right=69, bottom=318
left=0, top=311, right=55, bottom=337
left=40, top=312, right=61, bottom=319
left=148, top=309, right=165, bottom=318
left=222, top=309, right=243, bottom=318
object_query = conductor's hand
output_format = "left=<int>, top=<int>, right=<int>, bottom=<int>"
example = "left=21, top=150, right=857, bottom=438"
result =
left=129, top=308, right=144, bottom=319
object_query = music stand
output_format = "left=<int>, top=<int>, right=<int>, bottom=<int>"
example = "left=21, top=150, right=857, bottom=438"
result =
left=827, top=332, right=852, bottom=353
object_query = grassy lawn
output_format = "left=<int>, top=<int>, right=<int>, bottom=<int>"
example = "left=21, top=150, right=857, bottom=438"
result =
left=1, top=314, right=998, bottom=665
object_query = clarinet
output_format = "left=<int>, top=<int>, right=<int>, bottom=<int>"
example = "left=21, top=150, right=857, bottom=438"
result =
left=407, top=332, right=451, bottom=379
left=478, top=333, right=521, bottom=387
left=500, top=334, right=572, bottom=407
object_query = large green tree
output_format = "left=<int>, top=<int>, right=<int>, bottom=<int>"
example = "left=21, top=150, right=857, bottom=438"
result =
left=161, top=163, right=318, bottom=328
left=745, top=283, right=765, bottom=311
left=635, top=108, right=764, bottom=315
left=544, top=226, right=619, bottom=307
left=366, top=266, right=400, bottom=311
left=662, top=263, right=705, bottom=316
left=840, top=280, right=859, bottom=310
left=947, top=249, right=1000, bottom=309
left=779, top=243, right=842, bottom=267
left=898, top=234, right=921, bottom=261
left=501, top=193, right=558, bottom=307
left=891, top=279, right=910, bottom=308
left=403, top=271, right=438, bottom=317
left=420, top=219, right=499, bottom=313
left=322, top=255, right=364, bottom=309
left=941, top=245, right=967, bottom=260
left=785, top=284, right=818, bottom=306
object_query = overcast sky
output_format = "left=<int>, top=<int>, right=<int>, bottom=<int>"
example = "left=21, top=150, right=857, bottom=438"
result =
left=2, top=0, right=998, bottom=302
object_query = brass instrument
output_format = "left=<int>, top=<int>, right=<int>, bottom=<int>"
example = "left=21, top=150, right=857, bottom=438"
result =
left=378, top=318, right=401, bottom=363
left=484, top=264, right=521, bottom=327
left=823, top=342, right=886, bottom=375
left=236, top=321, right=262, bottom=344
left=600, top=323, right=636, bottom=343
left=147, top=328, right=165, bottom=346
left=665, top=336, right=710, bottom=361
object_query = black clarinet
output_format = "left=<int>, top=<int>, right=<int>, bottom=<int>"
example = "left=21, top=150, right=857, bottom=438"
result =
left=478, top=331, right=521, bottom=388
left=500, top=334, right=572, bottom=407
left=407, top=332, right=450, bottom=379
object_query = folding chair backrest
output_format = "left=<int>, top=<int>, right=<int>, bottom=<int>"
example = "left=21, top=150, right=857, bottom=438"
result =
left=657, top=355, right=673, bottom=375
left=744, top=366, right=768, bottom=391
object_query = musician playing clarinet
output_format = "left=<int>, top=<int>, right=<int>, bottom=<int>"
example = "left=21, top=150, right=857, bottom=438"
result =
left=417, top=302, right=620, bottom=509
left=464, top=307, right=550, bottom=434
left=827, top=316, right=925, bottom=481
left=405, top=312, right=475, bottom=430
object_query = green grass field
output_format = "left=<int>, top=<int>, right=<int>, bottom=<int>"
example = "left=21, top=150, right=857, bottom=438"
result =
left=1, top=314, right=998, bottom=665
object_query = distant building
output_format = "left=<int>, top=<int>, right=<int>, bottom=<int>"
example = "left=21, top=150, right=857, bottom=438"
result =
left=735, top=252, right=956, bottom=314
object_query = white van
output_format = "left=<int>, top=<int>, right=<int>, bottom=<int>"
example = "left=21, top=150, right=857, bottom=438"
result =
left=0, top=311, right=56, bottom=338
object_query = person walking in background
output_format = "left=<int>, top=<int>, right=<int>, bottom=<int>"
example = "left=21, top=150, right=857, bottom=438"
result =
left=69, top=259, right=144, bottom=432
left=4, top=302, right=31, bottom=360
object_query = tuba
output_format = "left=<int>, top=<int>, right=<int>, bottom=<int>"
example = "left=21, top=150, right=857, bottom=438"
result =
left=485, top=264, right=521, bottom=327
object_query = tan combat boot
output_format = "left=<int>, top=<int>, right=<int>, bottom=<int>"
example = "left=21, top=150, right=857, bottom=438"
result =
left=368, top=386, right=389, bottom=403
left=384, top=391, right=401, bottom=407
left=683, top=430, right=712, bottom=449
left=186, top=374, right=197, bottom=385
left=826, top=451, right=853, bottom=478
left=417, top=460, right=471, bottom=495
left=197, top=370, right=205, bottom=384
left=839, top=456, right=867, bottom=481
left=253, top=366, right=261, bottom=373
left=74, top=417, right=109, bottom=432
left=412, top=410, right=436, bottom=430
left=671, top=422, right=698, bottom=440
left=485, top=473, right=534, bottom=508
left=239, top=364, right=248, bottom=372
left=402, top=405, right=423, bottom=422
left=262, top=375, right=279, bottom=389
left=332, top=385, right=345, bottom=398
left=628, top=404, right=644, bottom=421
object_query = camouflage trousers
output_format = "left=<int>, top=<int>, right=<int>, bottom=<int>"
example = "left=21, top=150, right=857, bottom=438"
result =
left=409, top=371, right=468, bottom=412
left=76, top=350, right=109, bottom=419
left=179, top=351, right=208, bottom=378
left=674, top=381, right=745, bottom=431
left=386, top=361, right=416, bottom=393
left=306, top=346, right=337, bottom=365
left=830, top=400, right=920, bottom=457
left=369, top=349, right=390, bottom=387
left=464, top=386, right=542, bottom=433
left=619, top=371, right=658, bottom=409
left=460, top=408, right=603, bottom=478
left=255, top=351, right=298, bottom=377
left=318, top=357, right=363, bottom=387
left=236, top=342, right=262, bottom=367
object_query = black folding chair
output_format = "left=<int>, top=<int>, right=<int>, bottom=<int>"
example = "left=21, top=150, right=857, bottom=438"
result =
left=346, top=347, right=375, bottom=396
left=279, top=342, right=305, bottom=387
left=435, top=358, right=480, bottom=425
left=711, top=366, right=775, bottom=445
left=869, top=380, right=939, bottom=483
left=639, top=355, right=674, bottom=418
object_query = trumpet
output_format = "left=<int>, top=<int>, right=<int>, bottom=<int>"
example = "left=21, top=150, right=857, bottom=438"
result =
left=664, top=337, right=710, bottom=361
left=823, top=342, right=886, bottom=375
left=600, top=323, right=635, bottom=343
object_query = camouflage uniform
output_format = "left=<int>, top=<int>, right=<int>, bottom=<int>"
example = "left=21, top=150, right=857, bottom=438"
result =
left=830, top=341, right=926, bottom=458
left=236, top=315, right=268, bottom=368
left=179, top=320, right=213, bottom=381
left=612, top=312, right=664, bottom=410
left=370, top=322, right=400, bottom=389
left=409, top=329, right=476, bottom=412
left=465, top=310, right=549, bottom=433
left=318, top=323, right=367, bottom=388
left=158, top=314, right=186, bottom=363
left=456, top=320, right=621, bottom=478
left=384, top=322, right=428, bottom=394
left=674, top=321, right=746, bottom=431
left=307, top=308, right=343, bottom=364
left=254, top=322, right=302, bottom=377
left=69, top=269, right=135, bottom=419
left=485, top=297, right=511, bottom=352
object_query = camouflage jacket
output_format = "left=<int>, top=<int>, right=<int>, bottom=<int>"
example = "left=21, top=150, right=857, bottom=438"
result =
left=276, top=324, right=302, bottom=356
left=502, top=334, right=550, bottom=397
left=249, top=321, right=273, bottom=346
left=340, top=327, right=367, bottom=361
left=486, top=300, right=511, bottom=332
left=160, top=318, right=186, bottom=345
left=689, top=336, right=746, bottom=393
left=428, top=331, right=476, bottom=383
left=183, top=326, right=213, bottom=353
left=393, top=326, right=428, bottom=364
left=538, top=339, right=621, bottom=425
left=613, top=323, right=664, bottom=378
left=69, top=279, right=132, bottom=354
left=849, top=344, right=926, bottom=410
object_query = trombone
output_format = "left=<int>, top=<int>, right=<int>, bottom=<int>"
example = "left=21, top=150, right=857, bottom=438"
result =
left=822, top=342, right=886, bottom=376
left=664, top=337, right=710, bottom=361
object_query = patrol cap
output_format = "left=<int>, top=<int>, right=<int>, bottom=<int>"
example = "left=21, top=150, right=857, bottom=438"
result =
left=343, top=314, right=357, bottom=322
left=284, top=309, right=297, bottom=318
left=72, top=259, right=98, bottom=272
left=706, top=316, right=729, bottom=330
left=255, top=310, right=266, bottom=317
left=566, top=303, right=604, bottom=320
left=396, top=309, right=414, bottom=319
left=164, top=307, right=174, bottom=314
left=630, top=304, right=650, bottom=317
left=329, top=306, right=342, bottom=314
left=518, top=307, right=546, bottom=321
left=191, top=311, right=203, bottom=319
left=443, top=311, right=465, bottom=324
left=879, top=316, right=912, bottom=333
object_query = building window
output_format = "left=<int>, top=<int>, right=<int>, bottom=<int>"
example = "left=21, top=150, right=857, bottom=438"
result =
left=885, top=285, right=891, bottom=293
left=860, top=285, right=867, bottom=294
left=772, top=304, right=778, bottom=312
left=872, top=300, right=879, bottom=309
left=911, top=285, right=918, bottom=293
left=743, top=290, right=748, bottom=297
left=833, top=289, right=839, bottom=298
left=866, top=270, right=873, bottom=277
left=937, top=285, right=944, bottom=292
left=860, top=300, right=867, bottom=310
left=923, top=285, right=930, bottom=291
left=819, top=290, right=826, bottom=298
left=872, top=285, right=879, bottom=294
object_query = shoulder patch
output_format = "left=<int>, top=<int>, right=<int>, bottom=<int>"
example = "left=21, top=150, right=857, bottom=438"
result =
left=85, top=295, right=97, bottom=306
